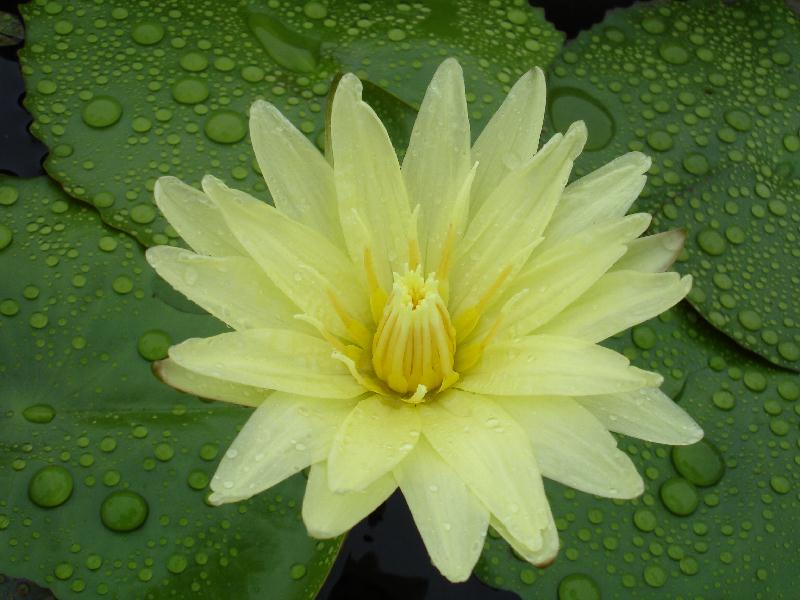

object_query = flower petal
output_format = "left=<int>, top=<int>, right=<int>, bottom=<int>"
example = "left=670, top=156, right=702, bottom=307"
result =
left=577, top=388, right=703, bottom=445
left=169, top=329, right=365, bottom=399
left=499, top=396, right=644, bottom=498
left=541, top=151, right=652, bottom=250
left=451, top=122, right=587, bottom=317
left=420, top=390, right=552, bottom=555
left=209, top=392, right=357, bottom=505
left=146, top=246, right=300, bottom=331
left=302, top=462, right=396, bottom=538
left=490, top=514, right=559, bottom=567
left=202, top=175, right=370, bottom=343
left=492, top=213, right=651, bottom=339
left=327, top=394, right=420, bottom=492
left=402, top=58, right=471, bottom=271
left=332, top=73, right=413, bottom=290
left=539, top=270, right=693, bottom=342
left=154, top=359, right=268, bottom=407
left=249, top=100, right=344, bottom=245
left=612, top=229, right=687, bottom=273
left=470, top=68, right=546, bottom=215
left=394, top=437, right=489, bottom=583
left=154, top=176, right=246, bottom=257
left=458, top=334, right=662, bottom=396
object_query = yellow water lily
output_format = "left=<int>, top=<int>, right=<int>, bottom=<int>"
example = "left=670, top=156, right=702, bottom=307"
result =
left=147, top=58, right=703, bottom=582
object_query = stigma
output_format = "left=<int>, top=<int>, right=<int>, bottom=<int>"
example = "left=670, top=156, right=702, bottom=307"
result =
left=372, top=266, right=458, bottom=401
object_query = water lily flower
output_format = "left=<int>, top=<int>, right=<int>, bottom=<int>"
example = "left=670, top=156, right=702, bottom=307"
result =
left=147, top=58, right=703, bottom=582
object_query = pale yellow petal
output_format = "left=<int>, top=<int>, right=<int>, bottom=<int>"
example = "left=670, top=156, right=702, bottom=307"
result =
left=490, top=514, right=559, bottom=567
left=457, top=335, right=662, bottom=397
left=153, top=176, right=245, bottom=257
left=168, top=329, right=365, bottom=399
left=539, top=271, right=692, bottom=342
left=402, top=58, right=471, bottom=271
left=249, top=100, right=344, bottom=245
left=612, top=229, right=687, bottom=273
left=490, top=214, right=651, bottom=339
left=208, top=392, right=357, bottom=505
left=394, top=437, right=489, bottom=583
left=202, top=175, right=370, bottom=343
left=327, top=394, right=421, bottom=492
left=470, top=68, right=546, bottom=215
left=303, top=462, right=396, bottom=538
left=577, top=388, right=703, bottom=445
left=146, top=246, right=300, bottom=331
left=499, top=396, right=644, bottom=498
left=451, top=122, right=587, bottom=316
left=420, top=390, right=552, bottom=555
left=154, top=358, right=268, bottom=407
left=541, top=151, right=651, bottom=250
left=332, top=73, right=413, bottom=290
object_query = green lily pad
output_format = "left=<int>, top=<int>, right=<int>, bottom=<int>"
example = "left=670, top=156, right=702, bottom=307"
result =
left=0, top=176, right=340, bottom=599
left=545, top=0, right=800, bottom=370
left=18, top=0, right=562, bottom=247
left=477, top=300, right=799, bottom=598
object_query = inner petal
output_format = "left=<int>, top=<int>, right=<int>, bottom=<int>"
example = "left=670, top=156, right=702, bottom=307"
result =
left=372, top=266, right=457, bottom=399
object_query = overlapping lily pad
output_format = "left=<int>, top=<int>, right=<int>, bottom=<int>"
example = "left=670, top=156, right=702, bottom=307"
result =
left=545, top=0, right=800, bottom=369
left=0, top=176, right=340, bottom=599
left=477, top=300, right=799, bottom=598
left=18, top=0, right=562, bottom=247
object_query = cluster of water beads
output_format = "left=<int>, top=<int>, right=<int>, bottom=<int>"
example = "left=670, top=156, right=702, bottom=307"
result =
left=548, top=0, right=800, bottom=370
left=19, top=0, right=561, bottom=249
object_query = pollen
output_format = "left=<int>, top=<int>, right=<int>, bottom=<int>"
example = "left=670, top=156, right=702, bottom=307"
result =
left=372, top=266, right=458, bottom=399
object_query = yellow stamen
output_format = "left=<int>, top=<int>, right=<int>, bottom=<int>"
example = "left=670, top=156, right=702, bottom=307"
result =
left=371, top=266, right=457, bottom=398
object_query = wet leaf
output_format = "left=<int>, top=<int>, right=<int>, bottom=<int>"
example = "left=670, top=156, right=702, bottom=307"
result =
left=0, top=11, right=24, bottom=47
left=546, top=0, right=800, bottom=370
left=18, top=0, right=562, bottom=246
left=0, top=176, right=340, bottom=599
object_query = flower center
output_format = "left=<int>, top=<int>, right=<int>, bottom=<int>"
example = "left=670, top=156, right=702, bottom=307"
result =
left=371, top=267, right=458, bottom=400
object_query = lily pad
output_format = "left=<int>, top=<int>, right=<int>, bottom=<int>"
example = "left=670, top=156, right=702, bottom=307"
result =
left=546, top=0, right=800, bottom=369
left=18, top=0, right=562, bottom=247
left=0, top=176, right=340, bottom=599
left=477, top=300, right=799, bottom=598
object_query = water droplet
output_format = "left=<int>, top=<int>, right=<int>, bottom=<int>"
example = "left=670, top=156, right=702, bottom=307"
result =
left=138, top=329, right=171, bottom=361
left=131, top=21, right=164, bottom=46
left=659, top=477, right=699, bottom=516
left=671, top=440, right=724, bottom=486
left=549, top=88, right=614, bottom=151
left=166, top=553, right=188, bottom=574
left=289, top=563, right=307, bottom=580
left=82, top=96, right=122, bottom=128
left=204, top=110, right=247, bottom=144
left=0, top=224, right=13, bottom=251
left=23, top=404, right=55, bottom=424
left=246, top=9, right=321, bottom=73
left=171, top=78, right=210, bottom=105
left=28, top=465, right=74, bottom=508
left=557, top=573, right=601, bottom=600
left=100, top=490, right=149, bottom=532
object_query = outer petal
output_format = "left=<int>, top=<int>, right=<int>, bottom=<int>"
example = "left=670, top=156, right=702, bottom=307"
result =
left=499, top=396, right=644, bottom=498
left=577, top=388, right=703, bottom=445
left=154, top=176, right=246, bottom=257
left=154, top=359, right=268, bottom=407
left=209, top=392, right=357, bottom=505
left=421, top=390, right=553, bottom=556
left=490, top=214, right=651, bottom=339
left=332, top=73, right=413, bottom=290
left=470, top=68, right=546, bottom=215
left=168, top=329, right=365, bottom=399
left=302, top=462, right=396, bottom=538
left=402, top=58, right=471, bottom=271
left=541, top=151, right=651, bottom=250
left=202, top=175, right=370, bottom=343
left=327, top=394, right=420, bottom=492
left=249, top=100, right=344, bottom=245
left=539, top=270, right=693, bottom=343
left=394, top=437, right=489, bottom=583
left=146, top=246, right=300, bottom=331
left=612, top=229, right=687, bottom=273
left=490, top=514, right=559, bottom=567
left=458, top=335, right=662, bottom=397
left=451, top=122, right=587, bottom=317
